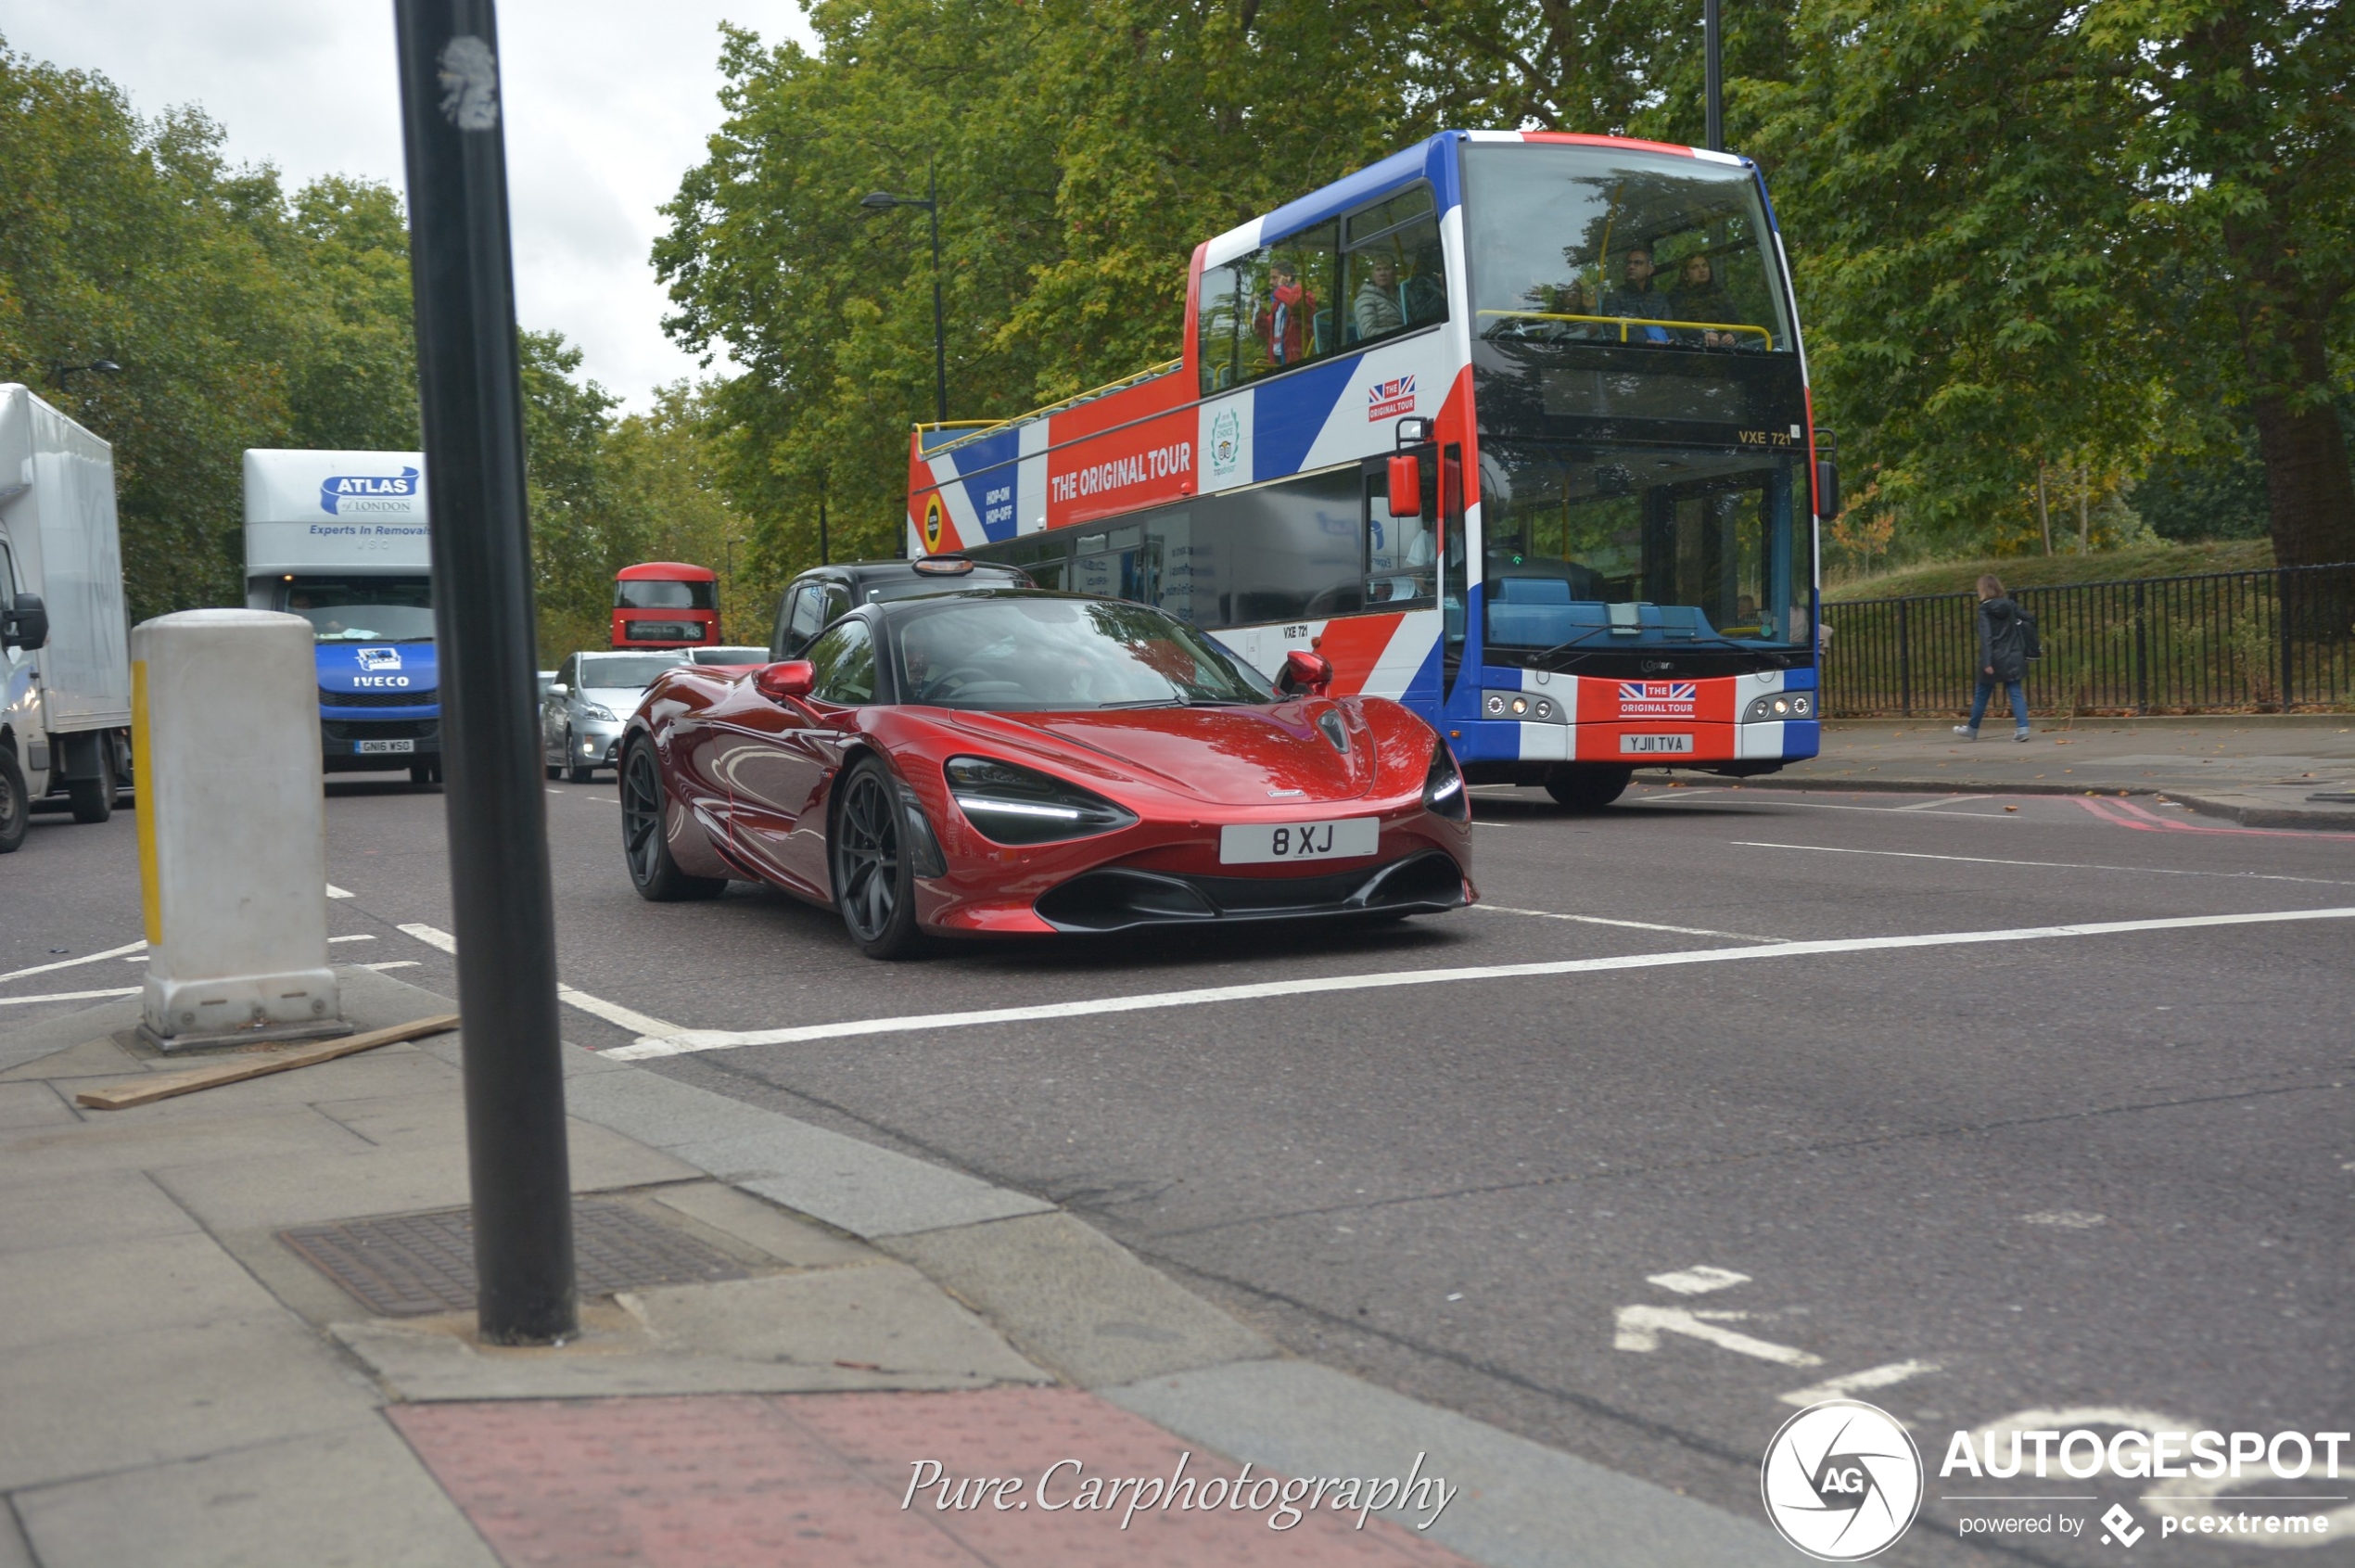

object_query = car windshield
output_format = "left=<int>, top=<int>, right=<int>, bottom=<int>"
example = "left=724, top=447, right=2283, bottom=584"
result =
left=281, top=576, right=435, bottom=642
left=890, top=596, right=1276, bottom=711
left=576, top=653, right=689, bottom=690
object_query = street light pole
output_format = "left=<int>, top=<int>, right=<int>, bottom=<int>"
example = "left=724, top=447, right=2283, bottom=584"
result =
left=393, top=0, right=577, bottom=1346
left=927, top=158, right=947, bottom=428
left=1704, top=0, right=1724, bottom=152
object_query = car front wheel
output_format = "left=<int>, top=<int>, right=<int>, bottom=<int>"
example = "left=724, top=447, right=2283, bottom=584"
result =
left=620, top=739, right=724, bottom=901
left=565, top=727, right=596, bottom=784
left=829, top=757, right=923, bottom=959
left=0, top=748, right=27, bottom=853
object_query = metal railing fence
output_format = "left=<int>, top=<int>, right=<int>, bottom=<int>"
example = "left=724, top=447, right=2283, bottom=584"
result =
left=1820, top=563, right=2355, bottom=716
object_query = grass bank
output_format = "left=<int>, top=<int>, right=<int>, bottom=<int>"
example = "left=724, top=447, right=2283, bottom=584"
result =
left=1825, top=540, right=2275, bottom=602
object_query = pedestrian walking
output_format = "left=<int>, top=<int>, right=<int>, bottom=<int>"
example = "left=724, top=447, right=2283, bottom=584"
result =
left=1954, top=574, right=2032, bottom=741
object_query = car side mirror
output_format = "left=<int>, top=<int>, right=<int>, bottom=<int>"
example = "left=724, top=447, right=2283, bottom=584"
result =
left=1814, top=456, right=1839, bottom=519
left=1386, top=455, right=1422, bottom=518
left=1278, top=648, right=1332, bottom=697
left=548, top=682, right=568, bottom=698
left=3, top=593, right=47, bottom=653
left=755, top=659, right=816, bottom=701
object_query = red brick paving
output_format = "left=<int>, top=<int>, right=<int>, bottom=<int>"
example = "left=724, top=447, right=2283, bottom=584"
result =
left=392, top=1387, right=1478, bottom=1567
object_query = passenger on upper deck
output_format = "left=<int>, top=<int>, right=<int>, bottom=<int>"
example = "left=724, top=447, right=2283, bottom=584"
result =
left=1669, top=253, right=1737, bottom=349
left=1255, top=260, right=1317, bottom=367
left=1601, top=247, right=1671, bottom=343
left=1355, top=254, right=1406, bottom=338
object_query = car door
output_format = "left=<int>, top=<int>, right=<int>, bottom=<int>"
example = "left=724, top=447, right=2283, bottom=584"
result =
left=723, top=617, right=876, bottom=897
left=543, top=655, right=576, bottom=762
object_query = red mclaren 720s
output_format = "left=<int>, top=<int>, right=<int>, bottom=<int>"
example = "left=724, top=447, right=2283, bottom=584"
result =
left=618, top=590, right=1476, bottom=957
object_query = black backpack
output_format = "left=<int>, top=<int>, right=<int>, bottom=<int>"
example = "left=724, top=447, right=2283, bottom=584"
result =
left=2018, top=606, right=2043, bottom=660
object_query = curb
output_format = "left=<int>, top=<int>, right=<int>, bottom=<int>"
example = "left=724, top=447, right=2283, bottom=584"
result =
left=1667, top=772, right=2355, bottom=830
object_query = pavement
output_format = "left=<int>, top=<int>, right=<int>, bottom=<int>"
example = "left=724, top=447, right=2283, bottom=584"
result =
left=1747, top=715, right=2355, bottom=827
left=0, top=964, right=1777, bottom=1567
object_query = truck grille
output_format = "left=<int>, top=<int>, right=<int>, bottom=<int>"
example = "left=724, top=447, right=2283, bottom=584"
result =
left=323, top=687, right=437, bottom=708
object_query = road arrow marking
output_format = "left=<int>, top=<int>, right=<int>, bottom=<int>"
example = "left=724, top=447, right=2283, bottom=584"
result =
left=1778, top=1359, right=1941, bottom=1406
left=1612, top=1305, right=1824, bottom=1368
left=1647, top=1266, right=1750, bottom=1295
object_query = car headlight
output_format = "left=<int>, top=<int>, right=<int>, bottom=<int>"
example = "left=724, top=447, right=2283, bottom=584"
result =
left=945, top=757, right=1137, bottom=845
left=580, top=703, right=617, bottom=722
left=1744, top=692, right=1813, bottom=721
left=1423, top=742, right=1469, bottom=821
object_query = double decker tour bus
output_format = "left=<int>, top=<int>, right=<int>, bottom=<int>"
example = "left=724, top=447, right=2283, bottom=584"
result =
left=905, top=131, right=1832, bottom=806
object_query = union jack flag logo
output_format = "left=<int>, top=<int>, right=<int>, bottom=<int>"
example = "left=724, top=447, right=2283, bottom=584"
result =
left=1618, top=681, right=1697, bottom=701
left=1366, top=375, right=1419, bottom=419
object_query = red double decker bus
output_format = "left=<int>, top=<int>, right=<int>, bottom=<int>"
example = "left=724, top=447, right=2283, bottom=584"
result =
left=612, top=562, right=719, bottom=649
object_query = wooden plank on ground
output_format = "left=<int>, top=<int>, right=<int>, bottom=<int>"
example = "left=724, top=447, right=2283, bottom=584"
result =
left=74, top=1014, right=461, bottom=1110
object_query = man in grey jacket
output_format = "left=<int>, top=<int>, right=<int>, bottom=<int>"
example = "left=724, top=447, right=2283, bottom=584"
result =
left=1954, top=574, right=2032, bottom=741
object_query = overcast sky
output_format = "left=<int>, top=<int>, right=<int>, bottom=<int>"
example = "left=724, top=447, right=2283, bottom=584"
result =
left=4, top=1, right=819, bottom=411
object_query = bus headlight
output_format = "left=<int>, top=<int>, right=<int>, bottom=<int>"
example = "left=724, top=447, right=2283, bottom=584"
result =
left=1744, top=693, right=1813, bottom=721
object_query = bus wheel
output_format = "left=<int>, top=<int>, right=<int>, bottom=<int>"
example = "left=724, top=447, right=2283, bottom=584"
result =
left=1544, top=766, right=1632, bottom=811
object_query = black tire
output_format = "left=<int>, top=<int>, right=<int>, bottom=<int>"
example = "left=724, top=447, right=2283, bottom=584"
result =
left=620, top=739, right=724, bottom=901
left=0, top=747, right=27, bottom=853
left=409, top=761, right=441, bottom=788
left=67, top=747, right=112, bottom=823
left=829, top=757, right=923, bottom=959
left=1545, top=765, right=1633, bottom=811
left=564, top=727, right=595, bottom=784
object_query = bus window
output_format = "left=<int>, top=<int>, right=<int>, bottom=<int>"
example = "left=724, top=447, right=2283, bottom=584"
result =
left=1341, top=185, right=1446, bottom=346
left=1197, top=265, right=1245, bottom=397
left=1365, top=461, right=1436, bottom=608
left=1462, top=144, right=1793, bottom=351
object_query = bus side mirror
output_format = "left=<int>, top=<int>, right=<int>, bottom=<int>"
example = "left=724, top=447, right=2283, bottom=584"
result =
left=1278, top=648, right=1332, bottom=697
left=4, top=593, right=48, bottom=653
left=755, top=660, right=815, bottom=701
left=1814, top=457, right=1839, bottom=519
left=1387, top=455, right=1422, bottom=518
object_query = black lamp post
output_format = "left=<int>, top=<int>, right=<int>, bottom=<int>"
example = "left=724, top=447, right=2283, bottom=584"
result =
left=50, top=359, right=121, bottom=391
left=859, top=159, right=948, bottom=427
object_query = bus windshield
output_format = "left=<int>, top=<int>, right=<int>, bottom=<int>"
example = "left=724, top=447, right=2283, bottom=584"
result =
left=1480, top=440, right=1811, bottom=658
left=1462, top=144, right=1793, bottom=353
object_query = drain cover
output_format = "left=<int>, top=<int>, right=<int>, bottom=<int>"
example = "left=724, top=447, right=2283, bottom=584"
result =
left=280, top=1199, right=749, bottom=1317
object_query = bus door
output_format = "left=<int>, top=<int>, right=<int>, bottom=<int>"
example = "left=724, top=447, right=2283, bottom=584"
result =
left=1071, top=523, right=1160, bottom=606
left=1358, top=445, right=1442, bottom=705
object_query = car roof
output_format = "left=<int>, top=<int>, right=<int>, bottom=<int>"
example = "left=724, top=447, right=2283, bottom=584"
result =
left=796, top=557, right=1027, bottom=585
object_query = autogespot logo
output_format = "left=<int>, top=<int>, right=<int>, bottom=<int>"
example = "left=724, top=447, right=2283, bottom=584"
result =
left=1762, top=1400, right=1925, bottom=1561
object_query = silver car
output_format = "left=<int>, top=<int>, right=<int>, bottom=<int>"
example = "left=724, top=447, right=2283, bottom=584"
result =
left=541, top=650, right=689, bottom=783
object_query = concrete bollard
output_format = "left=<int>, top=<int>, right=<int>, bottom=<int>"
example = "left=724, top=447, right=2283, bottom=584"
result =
left=134, top=609, right=347, bottom=1051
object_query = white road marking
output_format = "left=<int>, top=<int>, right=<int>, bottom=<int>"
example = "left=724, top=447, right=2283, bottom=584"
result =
left=1778, top=1359, right=1941, bottom=1406
left=394, top=924, right=685, bottom=1039
left=1734, top=840, right=2355, bottom=887
left=1890, top=795, right=1992, bottom=811
left=1612, top=1305, right=1823, bottom=1368
left=1647, top=1266, right=1750, bottom=1295
left=359, top=961, right=420, bottom=972
left=1477, top=906, right=1781, bottom=942
left=0, top=987, right=142, bottom=1007
left=2021, top=1211, right=2107, bottom=1229
left=326, top=884, right=354, bottom=899
left=330, top=934, right=376, bottom=944
left=0, top=940, right=147, bottom=984
left=1650, top=796, right=2021, bottom=818
left=607, top=905, right=2355, bottom=1061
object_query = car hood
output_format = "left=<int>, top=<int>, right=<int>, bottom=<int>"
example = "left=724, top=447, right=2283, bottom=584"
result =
left=315, top=641, right=436, bottom=695
left=910, top=704, right=1379, bottom=805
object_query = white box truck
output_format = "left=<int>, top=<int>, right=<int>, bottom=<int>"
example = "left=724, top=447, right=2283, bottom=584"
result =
left=242, top=449, right=440, bottom=786
left=0, top=385, right=132, bottom=852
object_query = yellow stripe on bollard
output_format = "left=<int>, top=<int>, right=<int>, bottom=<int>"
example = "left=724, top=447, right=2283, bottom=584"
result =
left=132, top=658, right=160, bottom=947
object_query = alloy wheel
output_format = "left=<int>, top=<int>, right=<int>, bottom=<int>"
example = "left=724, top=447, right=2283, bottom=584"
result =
left=621, top=746, right=664, bottom=886
left=834, top=770, right=901, bottom=941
